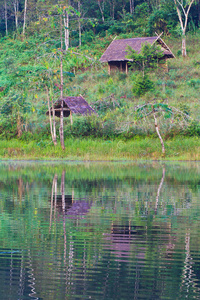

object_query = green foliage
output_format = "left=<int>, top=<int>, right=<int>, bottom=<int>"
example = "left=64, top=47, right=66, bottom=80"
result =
left=127, top=42, right=164, bottom=72
left=185, top=121, right=200, bottom=136
left=132, top=74, right=154, bottom=96
left=187, top=78, right=200, bottom=89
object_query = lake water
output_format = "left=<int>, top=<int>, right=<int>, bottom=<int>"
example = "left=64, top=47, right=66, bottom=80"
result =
left=0, top=161, right=200, bottom=299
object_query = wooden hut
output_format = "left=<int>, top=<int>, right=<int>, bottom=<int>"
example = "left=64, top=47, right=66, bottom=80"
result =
left=99, top=36, right=175, bottom=74
left=47, top=96, right=96, bottom=119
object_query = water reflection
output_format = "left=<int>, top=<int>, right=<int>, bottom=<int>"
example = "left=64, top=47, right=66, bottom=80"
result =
left=0, top=162, right=200, bottom=299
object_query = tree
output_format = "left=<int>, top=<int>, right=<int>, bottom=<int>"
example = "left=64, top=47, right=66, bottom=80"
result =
left=126, top=42, right=164, bottom=96
left=127, top=42, right=164, bottom=77
left=135, top=102, right=192, bottom=156
left=97, top=0, right=105, bottom=22
left=59, top=5, right=65, bottom=150
left=22, top=0, right=28, bottom=37
left=4, top=0, right=8, bottom=35
left=173, top=0, right=195, bottom=57
left=129, top=0, right=134, bottom=14
left=13, top=0, right=19, bottom=30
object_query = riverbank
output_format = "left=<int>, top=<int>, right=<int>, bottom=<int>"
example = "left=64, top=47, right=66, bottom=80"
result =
left=0, top=137, right=199, bottom=161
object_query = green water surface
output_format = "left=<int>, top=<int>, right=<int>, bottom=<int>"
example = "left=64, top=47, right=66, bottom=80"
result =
left=0, top=161, right=200, bottom=299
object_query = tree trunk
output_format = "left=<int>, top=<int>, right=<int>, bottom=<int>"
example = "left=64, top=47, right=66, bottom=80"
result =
left=153, top=109, right=165, bottom=156
left=50, top=87, right=57, bottom=145
left=46, top=86, right=57, bottom=146
left=98, top=0, right=105, bottom=22
left=78, top=0, right=81, bottom=47
left=130, top=0, right=134, bottom=14
left=17, top=112, right=22, bottom=138
left=13, top=0, right=19, bottom=30
left=64, top=10, right=69, bottom=51
left=112, top=0, right=115, bottom=19
left=60, top=11, right=65, bottom=150
left=23, top=0, right=28, bottom=37
left=182, top=35, right=187, bottom=57
left=4, top=0, right=8, bottom=35
left=198, top=0, right=200, bottom=26
left=61, top=170, right=65, bottom=213
left=174, top=0, right=195, bottom=57
left=155, top=167, right=165, bottom=213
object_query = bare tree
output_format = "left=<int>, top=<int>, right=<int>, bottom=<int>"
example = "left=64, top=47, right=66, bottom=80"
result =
left=22, top=0, right=28, bottom=37
left=130, top=0, right=134, bottom=14
left=63, top=6, right=70, bottom=50
left=108, top=0, right=115, bottom=19
left=78, top=0, right=81, bottom=47
left=46, top=85, right=57, bottom=146
left=153, top=107, right=165, bottom=155
left=4, top=0, right=8, bottom=35
left=97, top=0, right=105, bottom=22
left=60, top=9, right=65, bottom=150
left=13, top=0, right=19, bottom=30
left=173, top=0, right=195, bottom=57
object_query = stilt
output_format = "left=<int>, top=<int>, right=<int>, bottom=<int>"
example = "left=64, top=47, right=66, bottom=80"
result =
left=108, top=63, right=111, bottom=75
left=126, top=62, right=128, bottom=75
left=70, top=110, right=73, bottom=125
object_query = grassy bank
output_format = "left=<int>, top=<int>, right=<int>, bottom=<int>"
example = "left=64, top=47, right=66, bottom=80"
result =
left=0, top=137, right=199, bottom=161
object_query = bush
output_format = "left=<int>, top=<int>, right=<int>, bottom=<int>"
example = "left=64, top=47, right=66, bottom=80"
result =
left=132, top=74, right=154, bottom=96
left=65, top=115, right=103, bottom=137
left=185, top=121, right=200, bottom=136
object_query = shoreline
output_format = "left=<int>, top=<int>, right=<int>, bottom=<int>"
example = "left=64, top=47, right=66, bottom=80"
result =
left=0, top=137, right=199, bottom=161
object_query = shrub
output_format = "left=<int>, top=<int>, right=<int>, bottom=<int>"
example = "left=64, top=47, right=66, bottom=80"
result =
left=132, top=74, right=154, bottom=96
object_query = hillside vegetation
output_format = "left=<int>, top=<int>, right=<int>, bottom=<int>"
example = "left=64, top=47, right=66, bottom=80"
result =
left=0, top=0, right=199, bottom=159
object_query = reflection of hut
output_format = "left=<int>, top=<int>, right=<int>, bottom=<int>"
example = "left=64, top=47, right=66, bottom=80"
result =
left=55, top=195, right=73, bottom=211
left=66, top=201, right=92, bottom=219
left=100, top=36, right=175, bottom=74
left=52, top=195, right=92, bottom=219
left=103, top=224, right=146, bottom=262
left=46, top=96, right=96, bottom=118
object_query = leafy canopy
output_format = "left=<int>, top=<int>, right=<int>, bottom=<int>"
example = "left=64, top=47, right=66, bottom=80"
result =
left=126, top=42, right=165, bottom=72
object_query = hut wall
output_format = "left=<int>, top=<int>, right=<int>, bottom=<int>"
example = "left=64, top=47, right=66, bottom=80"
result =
left=108, top=61, right=129, bottom=74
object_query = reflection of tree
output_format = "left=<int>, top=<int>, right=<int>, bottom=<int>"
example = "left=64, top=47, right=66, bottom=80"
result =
left=49, top=174, right=58, bottom=231
left=155, top=166, right=165, bottom=213
left=1, top=163, right=200, bottom=299
left=27, top=249, right=38, bottom=299
left=180, top=229, right=199, bottom=296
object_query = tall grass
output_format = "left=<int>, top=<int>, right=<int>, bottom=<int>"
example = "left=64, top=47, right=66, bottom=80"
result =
left=0, top=137, right=199, bottom=161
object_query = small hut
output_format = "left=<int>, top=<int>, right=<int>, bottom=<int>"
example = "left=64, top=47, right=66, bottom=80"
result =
left=100, top=36, right=175, bottom=74
left=47, top=96, right=96, bottom=120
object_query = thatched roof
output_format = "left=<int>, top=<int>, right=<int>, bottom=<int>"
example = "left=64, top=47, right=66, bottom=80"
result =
left=100, top=36, right=175, bottom=63
left=47, top=96, right=96, bottom=118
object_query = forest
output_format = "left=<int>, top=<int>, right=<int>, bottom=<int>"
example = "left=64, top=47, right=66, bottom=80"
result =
left=0, top=0, right=200, bottom=159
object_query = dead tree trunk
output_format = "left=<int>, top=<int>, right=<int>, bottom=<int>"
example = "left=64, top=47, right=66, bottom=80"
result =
left=155, top=166, right=165, bottom=213
left=13, top=0, right=19, bottom=30
left=97, top=0, right=105, bottom=22
left=60, top=11, right=65, bottom=150
left=51, top=87, right=57, bottom=145
left=173, top=0, right=195, bottom=57
left=23, top=0, right=28, bottom=37
left=46, top=85, right=57, bottom=146
left=64, top=10, right=69, bottom=50
left=4, top=0, right=8, bottom=35
left=78, top=0, right=81, bottom=47
left=130, top=0, right=134, bottom=14
left=153, top=109, right=165, bottom=156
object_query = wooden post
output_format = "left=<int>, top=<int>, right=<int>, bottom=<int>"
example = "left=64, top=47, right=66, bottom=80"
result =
left=70, top=110, right=73, bottom=125
left=126, top=62, right=128, bottom=75
left=165, top=58, right=168, bottom=73
left=108, top=63, right=111, bottom=75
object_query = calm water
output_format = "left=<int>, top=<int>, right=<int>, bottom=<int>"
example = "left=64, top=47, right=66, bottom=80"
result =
left=0, top=161, right=200, bottom=300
